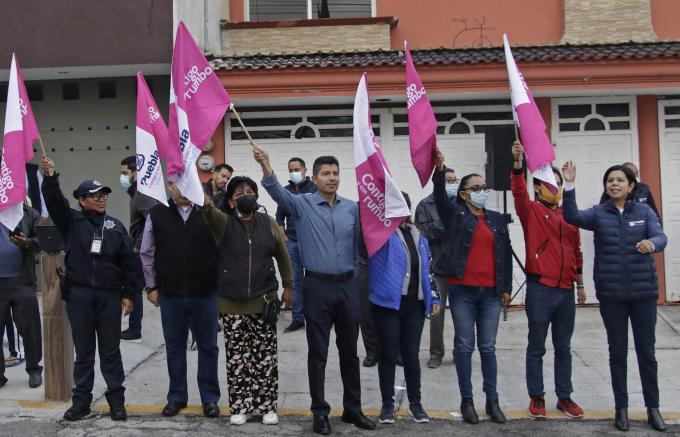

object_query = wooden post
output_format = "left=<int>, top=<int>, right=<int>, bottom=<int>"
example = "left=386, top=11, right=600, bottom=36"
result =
left=41, top=254, right=73, bottom=402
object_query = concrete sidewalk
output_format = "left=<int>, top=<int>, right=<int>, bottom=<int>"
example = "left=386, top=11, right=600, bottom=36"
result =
left=2, top=299, right=680, bottom=423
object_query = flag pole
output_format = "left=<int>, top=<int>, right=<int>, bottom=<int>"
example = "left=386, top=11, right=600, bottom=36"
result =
left=38, top=137, right=47, bottom=157
left=230, top=105, right=256, bottom=148
left=513, top=122, right=519, bottom=141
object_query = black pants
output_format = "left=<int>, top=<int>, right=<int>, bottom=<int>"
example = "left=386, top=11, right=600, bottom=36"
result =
left=600, top=298, right=659, bottom=409
left=358, top=265, right=380, bottom=359
left=0, top=277, right=43, bottom=382
left=67, top=286, right=125, bottom=408
left=126, top=253, right=144, bottom=335
left=303, top=275, right=361, bottom=416
left=372, top=299, right=425, bottom=406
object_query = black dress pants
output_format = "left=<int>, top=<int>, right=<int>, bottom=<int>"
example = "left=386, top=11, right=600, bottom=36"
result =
left=303, top=275, right=361, bottom=416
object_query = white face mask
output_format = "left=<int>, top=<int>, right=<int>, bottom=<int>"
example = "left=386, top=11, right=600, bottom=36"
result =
left=468, top=190, right=489, bottom=208
left=119, top=174, right=132, bottom=189
left=289, top=171, right=303, bottom=184
left=445, top=183, right=459, bottom=198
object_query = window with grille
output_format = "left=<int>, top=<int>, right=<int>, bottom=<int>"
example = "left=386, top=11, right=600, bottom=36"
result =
left=557, top=102, right=631, bottom=132
left=248, top=0, right=372, bottom=21
left=392, top=104, right=514, bottom=136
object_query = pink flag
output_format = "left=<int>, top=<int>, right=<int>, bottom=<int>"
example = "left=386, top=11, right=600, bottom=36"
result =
left=136, top=72, right=168, bottom=206
left=354, top=73, right=410, bottom=256
left=167, top=21, right=232, bottom=205
left=0, top=54, right=38, bottom=229
left=503, top=34, right=557, bottom=189
left=404, top=41, right=437, bottom=187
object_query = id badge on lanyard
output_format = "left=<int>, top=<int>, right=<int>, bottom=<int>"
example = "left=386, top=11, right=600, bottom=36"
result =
left=90, top=236, right=103, bottom=255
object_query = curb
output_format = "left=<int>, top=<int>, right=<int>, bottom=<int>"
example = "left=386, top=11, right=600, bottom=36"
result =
left=9, top=400, right=680, bottom=422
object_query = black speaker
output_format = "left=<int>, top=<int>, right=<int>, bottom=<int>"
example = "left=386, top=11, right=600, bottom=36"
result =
left=485, top=126, right=519, bottom=191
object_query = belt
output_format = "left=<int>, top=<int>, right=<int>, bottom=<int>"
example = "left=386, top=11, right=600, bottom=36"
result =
left=305, top=270, right=354, bottom=282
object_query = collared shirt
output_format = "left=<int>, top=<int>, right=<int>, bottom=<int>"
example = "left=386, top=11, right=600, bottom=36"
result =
left=262, top=172, right=359, bottom=275
left=140, top=203, right=194, bottom=288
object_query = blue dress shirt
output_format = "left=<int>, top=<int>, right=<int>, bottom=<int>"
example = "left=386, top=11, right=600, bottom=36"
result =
left=262, top=172, right=358, bottom=275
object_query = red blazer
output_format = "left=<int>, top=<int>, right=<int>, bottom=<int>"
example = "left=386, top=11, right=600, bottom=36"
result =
left=511, top=170, right=583, bottom=290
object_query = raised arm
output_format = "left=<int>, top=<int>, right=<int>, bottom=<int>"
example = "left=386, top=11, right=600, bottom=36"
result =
left=561, top=161, right=597, bottom=231
left=254, top=144, right=303, bottom=218
left=432, top=149, right=454, bottom=224
left=510, top=141, right=531, bottom=224
left=39, top=156, right=72, bottom=236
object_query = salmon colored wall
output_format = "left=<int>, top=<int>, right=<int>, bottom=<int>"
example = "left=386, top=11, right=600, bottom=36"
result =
left=199, top=120, right=226, bottom=183
left=230, top=0, right=245, bottom=22
left=378, top=0, right=564, bottom=49
left=651, top=0, right=680, bottom=40
left=637, top=95, right=666, bottom=302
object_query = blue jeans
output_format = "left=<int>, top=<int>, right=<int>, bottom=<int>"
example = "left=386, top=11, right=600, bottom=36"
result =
left=525, top=282, right=575, bottom=399
left=159, top=294, right=220, bottom=404
left=600, top=298, right=658, bottom=409
left=448, top=285, right=500, bottom=400
left=286, top=239, right=305, bottom=323
left=371, top=299, right=425, bottom=405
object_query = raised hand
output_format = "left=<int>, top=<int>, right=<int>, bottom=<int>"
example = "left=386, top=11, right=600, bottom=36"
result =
left=562, top=161, right=576, bottom=183
left=40, top=155, right=55, bottom=177
left=433, top=148, right=445, bottom=171
left=512, top=141, right=524, bottom=162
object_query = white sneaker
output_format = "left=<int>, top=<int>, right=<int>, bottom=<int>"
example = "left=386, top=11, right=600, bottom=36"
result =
left=262, top=412, right=279, bottom=425
left=230, top=414, right=250, bottom=425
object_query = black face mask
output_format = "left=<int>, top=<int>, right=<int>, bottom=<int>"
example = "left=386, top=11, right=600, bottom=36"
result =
left=236, top=195, right=258, bottom=214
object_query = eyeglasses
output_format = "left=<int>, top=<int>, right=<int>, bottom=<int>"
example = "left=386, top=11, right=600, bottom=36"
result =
left=87, top=192, right=108, bottom=201
left=446, top=177, right=461, bottom=183
left=463, top=185, right=489, bottom=193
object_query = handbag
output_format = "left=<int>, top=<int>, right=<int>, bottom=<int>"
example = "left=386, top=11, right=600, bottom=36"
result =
left=262, top=292, right=282, bottom=326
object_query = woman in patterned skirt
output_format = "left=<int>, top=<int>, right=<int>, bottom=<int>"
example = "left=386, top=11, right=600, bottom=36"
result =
left=200, top=176, right=293, bottom=426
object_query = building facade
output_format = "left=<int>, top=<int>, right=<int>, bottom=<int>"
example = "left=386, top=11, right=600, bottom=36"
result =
left=212, top=0, right=680, bottom=303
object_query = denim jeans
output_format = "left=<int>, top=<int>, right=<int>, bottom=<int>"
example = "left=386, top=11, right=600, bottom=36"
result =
left=285, top=239, right=305, bottom=323
left=371, top=299, right=425, bottom=406
left=525, top=282, right=575, bottom=399
left=448, top=285, right=500, bottom=400
left=600, top=298, right=658, bottom=409
left=159, top=294, right=220, bottom=405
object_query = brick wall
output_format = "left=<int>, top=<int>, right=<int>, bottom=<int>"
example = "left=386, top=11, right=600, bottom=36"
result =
left=562, top=0, right=657, bottom=44
left=222, top=23, right=391, bottom=56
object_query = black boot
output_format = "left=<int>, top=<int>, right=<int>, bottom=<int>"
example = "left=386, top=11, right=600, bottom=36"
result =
left=647, top=408, right=667, bottom=432
left=460, top=398, right=479, bottom=424
left=486, top=399, right=507, bottom=424
left=615, top=408, right=629, bottom=431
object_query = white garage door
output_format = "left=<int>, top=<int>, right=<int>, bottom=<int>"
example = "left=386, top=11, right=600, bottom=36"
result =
left=551, top=97, right=639, bottom=303
left=659, top=99, right=680, bottom=302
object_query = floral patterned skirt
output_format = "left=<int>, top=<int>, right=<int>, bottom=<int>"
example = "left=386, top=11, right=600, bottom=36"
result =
left=220, top=313, right=278, bottom=415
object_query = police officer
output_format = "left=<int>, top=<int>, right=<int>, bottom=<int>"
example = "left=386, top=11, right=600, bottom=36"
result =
left=40, top=156, right=139, bottom=422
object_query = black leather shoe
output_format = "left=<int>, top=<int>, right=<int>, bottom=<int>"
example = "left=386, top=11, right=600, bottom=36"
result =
left=313, top=415, right=331, bottom=435
left=162, top=401, right=187, bottom=417
left=28, top=372, right=42, bottom=388
left=0, top=377, right=7, bottom=388
left=615, top=408, right=629, bottom=431
left=63, top=405, right=91, bottom=421
left=460, top=398, right=479, bottom=424
left=362, top=356, right=378, bottom=368
left=284, top=320, right=305, bottom=333
left=647, top=408, right=667, bottom=432
left=341, top=410, right=376, bottom=430
left=203, top=402, right=220, bottom=418
left=110, top=406, right=127, bottom=421
left=486, top=399, right=507, bottom=424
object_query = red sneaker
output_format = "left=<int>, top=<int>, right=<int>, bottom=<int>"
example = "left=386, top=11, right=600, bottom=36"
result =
left=528, top=395, right=546, bottom=418
left=557, top=398, right=584, bottom=418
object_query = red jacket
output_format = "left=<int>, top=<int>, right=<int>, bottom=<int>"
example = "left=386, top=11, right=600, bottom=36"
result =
left=511, top=170, right=583, bottom=290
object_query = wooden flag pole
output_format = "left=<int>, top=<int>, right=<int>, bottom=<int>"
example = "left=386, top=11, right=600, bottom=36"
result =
left=230, top=105, right=256, bottom=148
left=38, top=137, right=47, bottom=157
left=513, top=121, right=519, bottom=142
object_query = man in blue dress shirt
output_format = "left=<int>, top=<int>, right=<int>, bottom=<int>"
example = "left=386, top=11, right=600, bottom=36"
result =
left=254, top=145, right=375, bottom=435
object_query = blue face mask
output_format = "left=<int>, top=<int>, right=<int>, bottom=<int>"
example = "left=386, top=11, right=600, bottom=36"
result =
left=119, top=174, right=132, bottom=189
left=445, top=183, right=459, bottom=198
left=468, top=190, right=489, bottom=208
left=289, top=171, right=303, bottom=185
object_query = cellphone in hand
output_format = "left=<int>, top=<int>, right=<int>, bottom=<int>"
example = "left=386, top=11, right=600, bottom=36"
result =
left=9, top=227, right=21, bottom=237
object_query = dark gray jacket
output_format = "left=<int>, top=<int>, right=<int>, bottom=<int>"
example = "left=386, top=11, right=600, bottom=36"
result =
left=16, top=203, right=42, bottom=286
left=127, top=184, right=159, bottom=250
left=415, top=193, right=446, bottom=274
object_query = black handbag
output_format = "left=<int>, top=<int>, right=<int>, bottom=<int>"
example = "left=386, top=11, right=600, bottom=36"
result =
left=262, top=293, right=282, bottom=326
left=56, top=266, right=69, bottom=301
